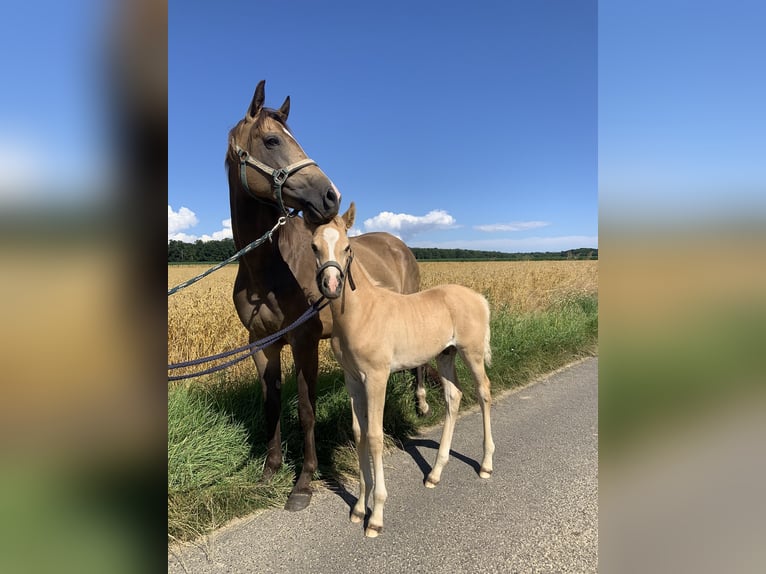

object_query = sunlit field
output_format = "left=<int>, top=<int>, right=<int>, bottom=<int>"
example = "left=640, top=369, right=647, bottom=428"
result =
left=168, top=261, right=598, bottom=381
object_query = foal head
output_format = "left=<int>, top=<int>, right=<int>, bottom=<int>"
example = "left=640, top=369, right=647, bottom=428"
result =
left=311, top=203, right=356, bottom=299
left=227, top=80, right=341, bottom=223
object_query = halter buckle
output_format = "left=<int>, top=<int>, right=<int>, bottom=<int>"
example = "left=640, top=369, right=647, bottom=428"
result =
left=272, top=168, right=289, bottom=186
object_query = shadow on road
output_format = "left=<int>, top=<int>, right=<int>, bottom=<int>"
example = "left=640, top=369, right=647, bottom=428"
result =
left=323, top=439, right=482, bottom=514
left=402, top=438, right=481, bottom=482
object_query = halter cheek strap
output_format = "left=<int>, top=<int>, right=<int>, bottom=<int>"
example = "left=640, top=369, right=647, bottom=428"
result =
left=235, top=144, right=317, bottom=216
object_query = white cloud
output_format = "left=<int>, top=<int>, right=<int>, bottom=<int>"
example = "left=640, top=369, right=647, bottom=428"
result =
left=168, top=205, right=198, bottom=235
left=168, top=206, right=232, bottom=242
left=474, top=221, right=551, bottom=232
left=363, top=209, right=457, bottom=240
left=199, top=218, right=233, bottom=242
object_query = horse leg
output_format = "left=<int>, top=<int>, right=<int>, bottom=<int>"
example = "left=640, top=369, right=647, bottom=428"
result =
left=252, top=345, right=283, bottom=482
left=285, top=339, right=320, bottom=511
left=426, top=346, right=463, bottom=488
left=411, top=365, right=430, bottom=416
left=345, top=373, right=371, bottom=524
left=365, top=371, right=389, bottom=538
left=461, top=347, right=495, bottom=478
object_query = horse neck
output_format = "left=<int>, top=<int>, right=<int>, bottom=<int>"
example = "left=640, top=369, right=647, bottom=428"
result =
left=329, top=257, right=380, bottom=324
left=229, top=172, right=287, bottom=271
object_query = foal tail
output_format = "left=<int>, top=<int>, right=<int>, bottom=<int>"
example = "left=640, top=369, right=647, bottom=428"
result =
left=482, top=296, right=492, bottom=367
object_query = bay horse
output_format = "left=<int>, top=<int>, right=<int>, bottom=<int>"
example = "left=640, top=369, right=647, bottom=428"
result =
left=311, top=204, right=495, bottom=537
left=226, top=81, right=424, bottom=511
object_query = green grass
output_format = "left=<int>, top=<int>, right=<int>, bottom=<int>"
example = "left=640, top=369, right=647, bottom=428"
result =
left=168, top=293, right=597, bottom=542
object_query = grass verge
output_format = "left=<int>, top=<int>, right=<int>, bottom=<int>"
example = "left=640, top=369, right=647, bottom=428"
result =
left=168, top=293, right=597, bottom=542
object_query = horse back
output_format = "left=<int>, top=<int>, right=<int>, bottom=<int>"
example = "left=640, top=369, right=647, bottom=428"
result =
left=351, top=232, right=420, bottom=294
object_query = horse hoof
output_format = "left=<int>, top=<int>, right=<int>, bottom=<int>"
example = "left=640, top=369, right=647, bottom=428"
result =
left=479, top=467, right=493, bottom=479
left=424, top=477, right=438, bottom=489
left=418, top=404, right=431, bottom=417
left=350, top=510, right=365, bottom=524
left=365, top=524, right=382, bottom=538
left=284, top=491, right=312, bottom=512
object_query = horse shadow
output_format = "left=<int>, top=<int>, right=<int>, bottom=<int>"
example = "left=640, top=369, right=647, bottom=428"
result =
left=402, top=438, right=482, bottom=483
left=326, top=438, right=482, bottom=513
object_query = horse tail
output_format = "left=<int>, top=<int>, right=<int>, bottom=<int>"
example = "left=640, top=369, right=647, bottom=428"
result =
left=482, top=296, right=492, bottom=367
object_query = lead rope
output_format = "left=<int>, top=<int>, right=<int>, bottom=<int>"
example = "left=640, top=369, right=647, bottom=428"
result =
left=167, top=215, right=289, bottom=296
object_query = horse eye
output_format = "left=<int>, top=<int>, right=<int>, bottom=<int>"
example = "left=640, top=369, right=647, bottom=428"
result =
left=343, top=245, right=351, bottom=252
left=311, top=244, right=318, bottom=252
left=264, top=135, right=281, bottom=148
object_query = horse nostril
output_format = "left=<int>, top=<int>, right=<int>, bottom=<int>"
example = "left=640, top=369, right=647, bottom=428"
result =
left=323, top=188, right=338, bottom=209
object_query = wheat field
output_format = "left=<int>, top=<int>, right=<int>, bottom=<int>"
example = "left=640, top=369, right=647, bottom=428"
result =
left=168, top=260, right=597, bottom=381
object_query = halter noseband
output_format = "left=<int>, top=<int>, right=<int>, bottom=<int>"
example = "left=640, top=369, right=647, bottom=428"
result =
left=316, top=250, right=356, bottom=294
left=235, top=144, right=317, bottom=216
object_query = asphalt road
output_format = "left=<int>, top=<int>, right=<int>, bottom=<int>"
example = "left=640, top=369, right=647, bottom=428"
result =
left=169, top=357, right=598, bottom=573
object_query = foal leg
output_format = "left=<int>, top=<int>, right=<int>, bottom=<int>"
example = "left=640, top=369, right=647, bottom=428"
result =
left=286, top=338, right=321, bottom=511
left=426, top=347, right=463, bottom=488
left=365, top=372, right=389, bottom=538
left=460, top=347, right=495, bottom=478
left=252, top=345, right=283, bottom=482
left=345, top=374, right=371, bottom=524
left=411, top=365, right=430, bottom=416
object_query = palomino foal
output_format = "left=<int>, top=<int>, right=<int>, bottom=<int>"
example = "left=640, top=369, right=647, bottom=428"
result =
left=311, top=203, right=495, bottom=537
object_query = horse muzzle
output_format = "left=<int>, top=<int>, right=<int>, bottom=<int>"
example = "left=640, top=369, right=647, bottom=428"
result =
left=301, top=185, right=341, bottom=224
left=316, top=260, right=344, bottom=299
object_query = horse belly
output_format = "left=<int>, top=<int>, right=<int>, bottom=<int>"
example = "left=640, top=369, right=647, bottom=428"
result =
left=389, top=311, right=453, bottom=371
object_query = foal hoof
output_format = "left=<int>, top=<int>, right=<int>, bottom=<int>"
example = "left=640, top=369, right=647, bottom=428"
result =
left=350, top=510, right=365, bottom=524
left=479, top=467, right=493, bottom=479
left=365, top=524, right=383, bottom=538
left=284, top=491, right=312, bottom=512
left=417, top=404, right=431, bottom=417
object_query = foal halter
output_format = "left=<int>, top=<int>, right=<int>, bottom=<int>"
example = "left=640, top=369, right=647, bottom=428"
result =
left=316, top=250, right=356, bottom=294
left=235, top=144, right=317, bottom=216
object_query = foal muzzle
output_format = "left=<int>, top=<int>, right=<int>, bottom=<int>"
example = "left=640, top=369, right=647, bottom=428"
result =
left=316, top=260, right=345, bottom=299
left=316, top=254, right=355, bottom=299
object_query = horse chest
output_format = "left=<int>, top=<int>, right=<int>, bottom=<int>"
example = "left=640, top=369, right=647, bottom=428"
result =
left=331, top=331, right=386, bottom=376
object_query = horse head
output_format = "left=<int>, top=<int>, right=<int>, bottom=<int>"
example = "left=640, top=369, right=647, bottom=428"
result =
left=227, top=80, right=341, bottom=224
left=311, top=202, right=356, bottom=299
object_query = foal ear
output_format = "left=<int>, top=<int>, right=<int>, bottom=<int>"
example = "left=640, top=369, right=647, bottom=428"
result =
left=278, top=96, right=290, bottom=121
left=342, top=202, right=356, bottom=230
left=247, top=80, right=266, bottom=119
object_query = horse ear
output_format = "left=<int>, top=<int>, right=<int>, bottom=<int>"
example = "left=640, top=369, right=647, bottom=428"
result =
left=342, top=202, right=356, bottom=230
left=247, top=80, right=266, bottom=119
left=278, top=96, right=290, bottom=120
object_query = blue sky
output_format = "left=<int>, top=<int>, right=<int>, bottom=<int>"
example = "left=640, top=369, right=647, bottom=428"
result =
left=3, top=1, right=759, bottom=247
left=168, top=1, right=598, bottom=251
left=599, top=0, right=766, bottom=224
left=0, top=0, right=110, bottom=200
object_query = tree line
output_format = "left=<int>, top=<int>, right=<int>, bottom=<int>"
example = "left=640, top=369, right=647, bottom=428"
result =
left=169, top=238, right=597, bottom=263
